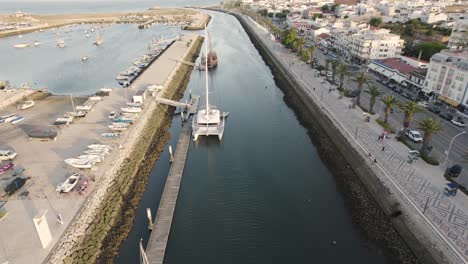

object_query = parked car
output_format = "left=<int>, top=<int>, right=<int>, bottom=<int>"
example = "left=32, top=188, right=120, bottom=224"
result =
left=405, top=130, right=423, bottom=143
left=445, top=164, right=462, bottom=178
left=108, top=111, right=116, bottom=120
left=439, top=113, right=454, bottom=121
left=0, top=150, right=17, bottom=161
left=417, top=102, right=428, bottom=108
left=427, top=106, right=441, bottom=114
left=451, top=118, right=465, bottom=127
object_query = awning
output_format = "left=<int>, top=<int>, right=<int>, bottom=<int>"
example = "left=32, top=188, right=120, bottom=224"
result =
left=438, top=95, right=460, bottom=107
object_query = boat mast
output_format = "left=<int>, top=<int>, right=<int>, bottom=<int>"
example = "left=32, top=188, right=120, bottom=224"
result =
left=70, top=94, right=75, bottom=112
left=204, top=24, right=209, bottom=115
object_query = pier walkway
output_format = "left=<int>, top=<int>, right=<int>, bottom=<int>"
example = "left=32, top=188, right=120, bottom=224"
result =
left=145, top=119, right=193, bottom=264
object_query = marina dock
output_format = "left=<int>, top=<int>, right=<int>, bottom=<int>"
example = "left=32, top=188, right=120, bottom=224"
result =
left=145, top=117, right=194, bottom=264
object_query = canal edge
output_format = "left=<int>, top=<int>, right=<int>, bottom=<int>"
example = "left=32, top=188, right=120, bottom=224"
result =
left=213, top=8, right=455, bottom=264
left=44, top=35, right=204, bottom=264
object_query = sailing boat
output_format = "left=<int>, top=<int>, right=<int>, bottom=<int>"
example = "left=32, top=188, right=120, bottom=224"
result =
left=93, top=31, right=103, bottom=46
left=66, top=94, right=86, bottom=118
left=192, top=25, right=226, bottom=141
left=199, top=31, right=217, bottom=71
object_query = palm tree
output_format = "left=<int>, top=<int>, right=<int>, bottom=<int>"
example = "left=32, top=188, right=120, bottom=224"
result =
left=331, top=60, right=340, bottom=84
left=309, top=45, right=317, bottom=58
left=294, top=37, right=306, bottom=53
left=381, top=95, right=397, bottom=123
left=418, top=118, right=442, bottom=157
left=366, top=85, right=381, bottom=113
left=335, top=63, right=350, bottom=91
left=351, top=71, right=369, bottom=106
left=399, top=101, right=423, bottom=129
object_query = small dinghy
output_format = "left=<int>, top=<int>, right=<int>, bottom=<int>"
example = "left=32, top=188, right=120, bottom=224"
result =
left=83, top=149, right=110, bottom=156
left=75, top=105, right=92, bottom=111
left=109, top=123, right=129, bottom=131
left=5, top=177, right=28, bottom=196
left=78, top=155, right=103, bottom=163
left=0, top=163, right=14, bottom=174
left=10, top=116, right=25, bottom=124
left=87, top=144, right=111, bottom=150
left=17, top=100, right=35, bottom=110
left=56, top=173, right=80, bottom=193
left=101, top=132, right=119, bottom=138
left=64, top=158, right=94, bottom=169
left=121, top=107, right=142, bottom=113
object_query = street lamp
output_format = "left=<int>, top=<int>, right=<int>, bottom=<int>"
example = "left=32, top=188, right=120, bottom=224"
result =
left=444, top=131, right=466, bottom=167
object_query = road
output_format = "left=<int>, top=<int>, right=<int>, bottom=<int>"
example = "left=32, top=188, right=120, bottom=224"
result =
left=312, top=49, right=468, bottom=181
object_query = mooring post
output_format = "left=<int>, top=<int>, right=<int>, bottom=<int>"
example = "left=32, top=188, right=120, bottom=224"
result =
left=181, top=111, right=184, bottom=123
left=147, top=208, right=153, bottom=230
left=169, top=145, right=174, bottom=163
left=189, top=89, right=192, bottom=99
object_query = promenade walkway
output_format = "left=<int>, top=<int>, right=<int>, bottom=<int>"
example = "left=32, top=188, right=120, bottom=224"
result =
left=242, top=14, right=468, bottom=263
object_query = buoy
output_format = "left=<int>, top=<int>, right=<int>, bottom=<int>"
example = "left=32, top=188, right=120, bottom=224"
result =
left=331, top=241, right=337, bottom=245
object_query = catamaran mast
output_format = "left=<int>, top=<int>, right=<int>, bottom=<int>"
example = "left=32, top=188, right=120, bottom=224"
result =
left=204, top=24, right=209, bottom=115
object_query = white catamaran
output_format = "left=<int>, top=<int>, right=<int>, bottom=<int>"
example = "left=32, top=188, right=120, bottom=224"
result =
left=192, top=25, right=226, bottom=141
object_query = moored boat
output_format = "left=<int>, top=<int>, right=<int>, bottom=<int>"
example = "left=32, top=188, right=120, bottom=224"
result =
left=121, top=107, right=142, bottom=113
left=14, top=43, right=30, bottom=48
left=56, top=173, right=80, bottom=193
left=64, top=158, right=94, bottom=169
left=17, top=100, right=34, bottom=110
left=10, top=116, right=25, bottom=124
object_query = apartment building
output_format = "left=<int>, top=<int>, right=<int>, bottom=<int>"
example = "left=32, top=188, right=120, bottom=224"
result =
left=423, top=49, right=468, bottom=107
left=448, top=20, right=468, bottom=50
left=348, top=29, right=404, bottom=63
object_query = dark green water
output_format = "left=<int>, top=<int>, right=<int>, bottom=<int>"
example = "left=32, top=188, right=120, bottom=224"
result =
left=116, top=11, right=390, bottom=264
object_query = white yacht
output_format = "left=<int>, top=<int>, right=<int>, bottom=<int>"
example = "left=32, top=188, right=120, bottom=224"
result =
left=192, top=25, right=226, bottom=141
left=57, top=39, right=65, bottom=48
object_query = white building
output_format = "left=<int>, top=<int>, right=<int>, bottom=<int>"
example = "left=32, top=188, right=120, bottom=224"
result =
left=448, top=20, right=468, bottom=50
left=423, top=49, right=468, bottom=107
left=348, top=29, right=404, bottom=63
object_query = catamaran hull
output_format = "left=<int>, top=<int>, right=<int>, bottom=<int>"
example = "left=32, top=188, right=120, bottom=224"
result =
left=192, top=116, right=224, bottom=141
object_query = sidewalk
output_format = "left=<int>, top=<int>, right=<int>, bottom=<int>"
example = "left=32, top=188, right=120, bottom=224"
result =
left=243, top=14, right=468, bottom=263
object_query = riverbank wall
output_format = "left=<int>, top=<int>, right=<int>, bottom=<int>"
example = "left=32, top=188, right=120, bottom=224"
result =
left=228, top=10, right=452, bottom=264
left=45, top=35, right=203, bottom=264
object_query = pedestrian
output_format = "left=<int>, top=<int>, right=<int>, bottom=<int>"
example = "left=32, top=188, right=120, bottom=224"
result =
left=329, top=88, right=331, bottom=93
left=313, top=87, right=315, bottom=91
left=381, top=146, right=385, bottom=152
left=378, top=135, right=381, bottom=140
left=374, top=158, right=377, bottom=163
left=368, top=152, right=372, bottom=157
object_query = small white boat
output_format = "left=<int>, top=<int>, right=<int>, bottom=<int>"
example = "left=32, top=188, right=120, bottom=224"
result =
left=87, top=144, right=111, bottom=150
left=88, top=96, right=102, bottom=101
left=108, top=123, right=129, bottom=131
left=14, top=43, right=29, bottom=48
left=93, top=31, right=103, bottom=46
left=20, top=83, right=31, bottom=89
left=57, top=39, right=65, bottom=48
left=3, top=115, right=17, bottom=123
left=18, top=34, right=23, bottom=38
left=56, top=173, right=80, bottom=193
left=54, top=116, right=73, bottom=125
left=66, top=111, right=86, bottom=118
left=34, top=41, right=40, bottom=46
left=100, top=88, right=113, bottom=92
left=83, top=149, right=110, bottom=155
left=64, top=158, right=94, bottom=169
left=85, top=33, right=90, bottom=38
left=75, top=105, right=92, bottom=111
left=126, top=102, right=142, bottom=108
left=17, top=100, right=34, bottom=110
left=10, top=116, right=24, bottom=124
left=115, top=74, right=129, bottom=81
left=101, top=132, right=120, bottom=138
left=82, top=56, right=88, bottom=62
left=121, top=107, right=142, bottom=113
left=78, top=154, right=103, bottom=163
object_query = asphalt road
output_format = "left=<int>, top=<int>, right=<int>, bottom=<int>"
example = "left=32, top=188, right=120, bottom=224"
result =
left=313, top=49, right=468, bottom=172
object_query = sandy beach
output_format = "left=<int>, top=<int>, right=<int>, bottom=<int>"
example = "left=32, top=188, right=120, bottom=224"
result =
left=0, top=31, right=202, bottom=263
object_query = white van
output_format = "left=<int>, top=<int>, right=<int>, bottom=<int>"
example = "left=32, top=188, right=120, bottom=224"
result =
left=0, top=150, right=17, bottom=160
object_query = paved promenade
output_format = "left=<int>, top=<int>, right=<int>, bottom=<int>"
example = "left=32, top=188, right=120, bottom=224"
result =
left=242, top=14, right=468, bottom=263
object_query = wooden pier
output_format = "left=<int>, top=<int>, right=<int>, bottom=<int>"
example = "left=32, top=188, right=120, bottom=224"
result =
left=144, top=104, right=197, bottom=263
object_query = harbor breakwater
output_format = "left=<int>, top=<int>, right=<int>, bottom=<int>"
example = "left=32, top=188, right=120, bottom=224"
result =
left=46, top=35, right=203, bottom=264
left=225, top=10, right=438, bottom=264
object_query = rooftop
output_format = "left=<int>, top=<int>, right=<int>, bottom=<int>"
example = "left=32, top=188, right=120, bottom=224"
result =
left=373, top=58, right=418, bottom=74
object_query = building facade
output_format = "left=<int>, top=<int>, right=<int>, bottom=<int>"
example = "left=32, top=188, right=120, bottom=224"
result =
left=423, top=49, right=468, bottom=108
left=448, top=20, right=468, bottom=50
left=349, top=29, right=404, bottom=63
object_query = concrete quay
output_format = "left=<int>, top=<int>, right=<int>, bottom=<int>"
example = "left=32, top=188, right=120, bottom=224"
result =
left=0, top=32, right=200, bottom=264
left=145, top=118, right=193, bottom=264
left=233, top=11, right=468, bottom=264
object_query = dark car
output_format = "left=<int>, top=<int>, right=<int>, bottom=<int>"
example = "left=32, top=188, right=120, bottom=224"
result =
left=445, top=164, right=462, bottom=178
left=439, top=112, right=454, bottom=121
left=428, top=106, right=441, bottom=114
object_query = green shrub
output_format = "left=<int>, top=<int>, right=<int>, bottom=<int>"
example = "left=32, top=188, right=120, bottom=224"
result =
left=375, top=118, right=394, bottom=133
left=420, top=154, right=440, bottom=166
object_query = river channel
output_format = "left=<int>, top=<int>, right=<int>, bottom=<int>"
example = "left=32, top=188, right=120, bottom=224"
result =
left=116, top=10, right=394, bottom=263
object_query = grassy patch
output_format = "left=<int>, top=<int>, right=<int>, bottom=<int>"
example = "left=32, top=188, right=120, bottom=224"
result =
left=375, top=118, right=394, bottom=133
